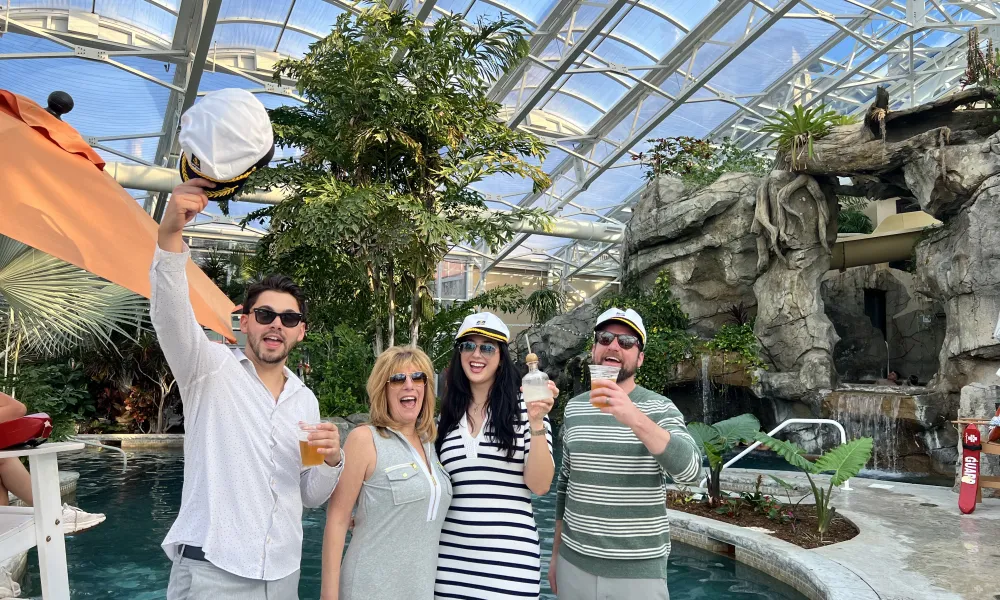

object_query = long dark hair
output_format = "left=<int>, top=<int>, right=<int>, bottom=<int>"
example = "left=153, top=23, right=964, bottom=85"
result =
left=436, top=339, right=521, bottom=460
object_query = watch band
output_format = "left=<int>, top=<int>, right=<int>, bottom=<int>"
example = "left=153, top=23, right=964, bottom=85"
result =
left=530, top=427, right=547, bottom=437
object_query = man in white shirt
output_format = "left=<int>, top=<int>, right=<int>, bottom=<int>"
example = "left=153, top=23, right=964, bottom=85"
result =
left=153, top=176, right=343, bottom=600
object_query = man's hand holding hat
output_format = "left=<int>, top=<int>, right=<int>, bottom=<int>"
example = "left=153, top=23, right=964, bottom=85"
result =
left=158, top=179, right=214, bottom=253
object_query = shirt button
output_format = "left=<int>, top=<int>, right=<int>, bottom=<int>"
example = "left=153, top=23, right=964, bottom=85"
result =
left=267, top=536, right=271, bottom=544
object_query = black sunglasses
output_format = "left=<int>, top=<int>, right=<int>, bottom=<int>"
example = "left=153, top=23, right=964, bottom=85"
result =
left=388, top=372, right=428, bottom=387
left=595, top=330, right=641, bottom=350
left=252, top=307, right=305, bottom=328
left=456, top=340, right=498, bottom=356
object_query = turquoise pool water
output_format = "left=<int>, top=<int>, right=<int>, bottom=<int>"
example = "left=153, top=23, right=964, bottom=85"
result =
left=23, top=449, right=807, bottom=599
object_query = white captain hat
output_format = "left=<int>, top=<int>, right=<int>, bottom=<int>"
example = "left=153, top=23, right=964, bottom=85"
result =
left=178, top=88, right=275, bottom=202
left=594, top=307, right=647, bottom=346
left=456, top=312, right=510, bottom=344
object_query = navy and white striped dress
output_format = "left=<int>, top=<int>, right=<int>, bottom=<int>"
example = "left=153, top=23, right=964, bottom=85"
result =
left=434, top=401, right=553, bottom=600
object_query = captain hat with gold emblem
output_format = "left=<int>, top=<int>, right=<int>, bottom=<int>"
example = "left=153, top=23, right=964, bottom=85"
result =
left=456, top=312, right=510, bottom=344
left=177, top=88, right=275, bottom=202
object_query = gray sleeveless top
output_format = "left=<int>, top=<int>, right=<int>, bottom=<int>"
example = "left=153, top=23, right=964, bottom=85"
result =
left=340, top=426, right=452, bottom=600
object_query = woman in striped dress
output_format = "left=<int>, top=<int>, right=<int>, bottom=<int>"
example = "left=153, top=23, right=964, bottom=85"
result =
left=434, top=312, right=557, bottom=600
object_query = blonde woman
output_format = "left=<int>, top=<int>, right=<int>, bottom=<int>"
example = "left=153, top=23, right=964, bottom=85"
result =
left=321, top=346, right=453, bottom=600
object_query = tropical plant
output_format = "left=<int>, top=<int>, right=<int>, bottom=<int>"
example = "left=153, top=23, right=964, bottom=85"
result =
left=248, top=5, right=550, bottom=354
left=197, top=249, right=263, bottom=303
left=524, top=287, right=564, bottom=326
left=598, top=273, right=697, bottom=394
left=838, top=209, right=874, bottom=234
left=82, top=331, right=177, bottom=433
left=962, top=28, right=1000, bottom=96
left=706, top=321, right=766, bottom=382
left=0, top=360, right=93, bottom=440
left=759, top=104, right=845, bottom=170
left=631, top=136, right=714, bottom=181
left=756, top=433, right=873, bottom=541
left=419, top=284, right=526, bottom=369
left=0, top=234, right=148, bottom=385
left=726, top=302, right=752, bottom=327
left=837, top=195, right=874, bottom=234
left=741, top=474, right=791, bottom=524
left=687, top=413, right=762, bottom=507
left=294, top=325, right=375, bottom=418
left=631, top=137, right=769, bottom=188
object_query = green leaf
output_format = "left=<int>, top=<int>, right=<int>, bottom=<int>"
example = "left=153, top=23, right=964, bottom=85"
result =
left=813, top=437, right=874, bottom=486
left=688, top=422, right=724, bottom=468
left=712, top=413, right=761, bottom=449
left=756, top=433, right=816, bottom=473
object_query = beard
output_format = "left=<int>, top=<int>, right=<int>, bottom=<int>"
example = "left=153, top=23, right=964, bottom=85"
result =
left=247, top=333, right=294, bottom=365
left=593, top=349, right=638, bottom=383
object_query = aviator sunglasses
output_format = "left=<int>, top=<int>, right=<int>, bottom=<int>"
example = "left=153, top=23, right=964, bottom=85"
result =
left=455, top=340, right=498, bottom=356
left=595, top=330, right=641, bottom=350
left=252, top=307, right=305, bottom=328
left=388, top=372, right=428, bottom=387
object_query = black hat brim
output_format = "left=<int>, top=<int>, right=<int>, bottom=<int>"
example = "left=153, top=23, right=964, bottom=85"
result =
left=178, top=144, right=275, bottom=202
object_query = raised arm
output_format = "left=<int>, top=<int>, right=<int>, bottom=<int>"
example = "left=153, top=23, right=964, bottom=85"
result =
left=321, top=426, right=375, bottom=600
left=150, top=179, right=222, bottom=398
left=0, top=392, right=26, bottom=424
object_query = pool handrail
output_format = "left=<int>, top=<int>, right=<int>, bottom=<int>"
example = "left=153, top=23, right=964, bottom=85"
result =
left=68, top=437, right=128, bottom=472
left=719, top=418, right=851, bottom=491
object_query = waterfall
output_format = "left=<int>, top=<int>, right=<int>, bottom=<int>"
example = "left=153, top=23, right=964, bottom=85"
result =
left=831, top=389, right=901, bottom=472
left=701, top=354, right=712, bottom=423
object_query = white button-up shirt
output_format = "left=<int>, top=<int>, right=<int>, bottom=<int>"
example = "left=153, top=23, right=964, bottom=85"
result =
left=151, top=246, right=342, bottom=581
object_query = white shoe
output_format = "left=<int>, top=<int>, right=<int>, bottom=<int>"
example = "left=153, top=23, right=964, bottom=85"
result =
left=0, top=565, right=20, bottom=598
left=60, top=504, right=105, bottom=535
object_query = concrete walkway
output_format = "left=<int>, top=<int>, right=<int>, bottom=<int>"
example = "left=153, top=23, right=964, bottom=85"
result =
left=724, top=468, right=1000, bottom=600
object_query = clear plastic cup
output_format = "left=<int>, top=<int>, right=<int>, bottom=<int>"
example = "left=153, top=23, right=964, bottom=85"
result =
left=588, top=365, right=620, bottom=407
left=297, top=423, right=325, bottom=467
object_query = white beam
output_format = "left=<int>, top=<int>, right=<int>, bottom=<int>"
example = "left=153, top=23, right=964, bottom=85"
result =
left=506, top=0, right=630, bottom=126
left=105, top=162, right=626, bottom=244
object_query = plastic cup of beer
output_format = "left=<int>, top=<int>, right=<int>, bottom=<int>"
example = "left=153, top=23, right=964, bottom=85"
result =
left=589, top=365, right=620, bottom=407
left=297, top=423, right=325, bottom=467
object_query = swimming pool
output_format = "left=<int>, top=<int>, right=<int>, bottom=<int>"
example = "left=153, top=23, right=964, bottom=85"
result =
left=21, top=449, right=807, bottom=599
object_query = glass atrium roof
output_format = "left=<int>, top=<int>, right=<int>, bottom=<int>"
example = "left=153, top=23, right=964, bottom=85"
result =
left=1, top=0, right=996, bottom=285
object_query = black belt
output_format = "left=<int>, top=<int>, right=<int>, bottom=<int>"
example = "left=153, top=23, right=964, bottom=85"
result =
left=181, top=545, right=207, bottom=562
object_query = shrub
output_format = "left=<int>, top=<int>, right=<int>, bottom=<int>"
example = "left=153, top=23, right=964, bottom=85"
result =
left=758, top=434, right=873, bottom=541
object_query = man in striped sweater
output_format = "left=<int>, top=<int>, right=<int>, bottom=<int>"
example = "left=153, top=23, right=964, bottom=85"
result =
left=549, top=308, right=703, bottom=600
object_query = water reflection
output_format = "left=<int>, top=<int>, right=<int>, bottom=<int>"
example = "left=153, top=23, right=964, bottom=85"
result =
left=24, top=449, right=806, bottom=599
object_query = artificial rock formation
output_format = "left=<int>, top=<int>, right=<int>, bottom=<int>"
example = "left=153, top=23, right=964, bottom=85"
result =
left=622, top=173, right=761, bottom=337
left=514, top=303, right=598, bottom=398
left=822, top=265, right=944, bottom=385
left=751, top=170, right=840, bottom=408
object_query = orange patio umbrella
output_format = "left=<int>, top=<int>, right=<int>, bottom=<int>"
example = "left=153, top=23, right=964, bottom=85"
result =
left=0, top=89, right=236, bottom=342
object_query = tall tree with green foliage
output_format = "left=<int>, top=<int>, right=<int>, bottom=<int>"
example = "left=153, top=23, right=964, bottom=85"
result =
left=249, top=5, right=550, bottom=353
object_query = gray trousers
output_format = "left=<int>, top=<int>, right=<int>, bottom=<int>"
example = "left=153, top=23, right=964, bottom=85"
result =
left=556, top=555, right=669, bottom=600
left=167, top=554, right=300, bottom=600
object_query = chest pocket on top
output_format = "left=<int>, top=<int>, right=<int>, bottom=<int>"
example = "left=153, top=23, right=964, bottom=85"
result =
left=385, top=462, right=427, bottom=506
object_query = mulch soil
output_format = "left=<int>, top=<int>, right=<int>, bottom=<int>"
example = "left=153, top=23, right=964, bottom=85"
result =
left=666, top=491, right=859, bottom=549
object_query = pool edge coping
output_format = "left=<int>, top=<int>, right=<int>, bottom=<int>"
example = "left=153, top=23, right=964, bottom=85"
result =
left=667, top=509, right=880, bottom=600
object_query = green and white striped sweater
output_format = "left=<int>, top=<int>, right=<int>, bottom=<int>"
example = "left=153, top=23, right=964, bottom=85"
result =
left=554, top=385, right=702, bottom=580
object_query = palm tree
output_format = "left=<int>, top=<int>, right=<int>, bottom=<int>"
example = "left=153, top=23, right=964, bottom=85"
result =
left=0, top=234, right=148, bottom=390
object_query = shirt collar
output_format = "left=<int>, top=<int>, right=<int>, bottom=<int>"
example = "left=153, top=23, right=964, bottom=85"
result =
left=233, top=348, right=303, bottom=395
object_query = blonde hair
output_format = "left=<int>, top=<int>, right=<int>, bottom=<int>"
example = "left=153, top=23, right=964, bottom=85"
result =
left=366, top=345, right=437, bottom=443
